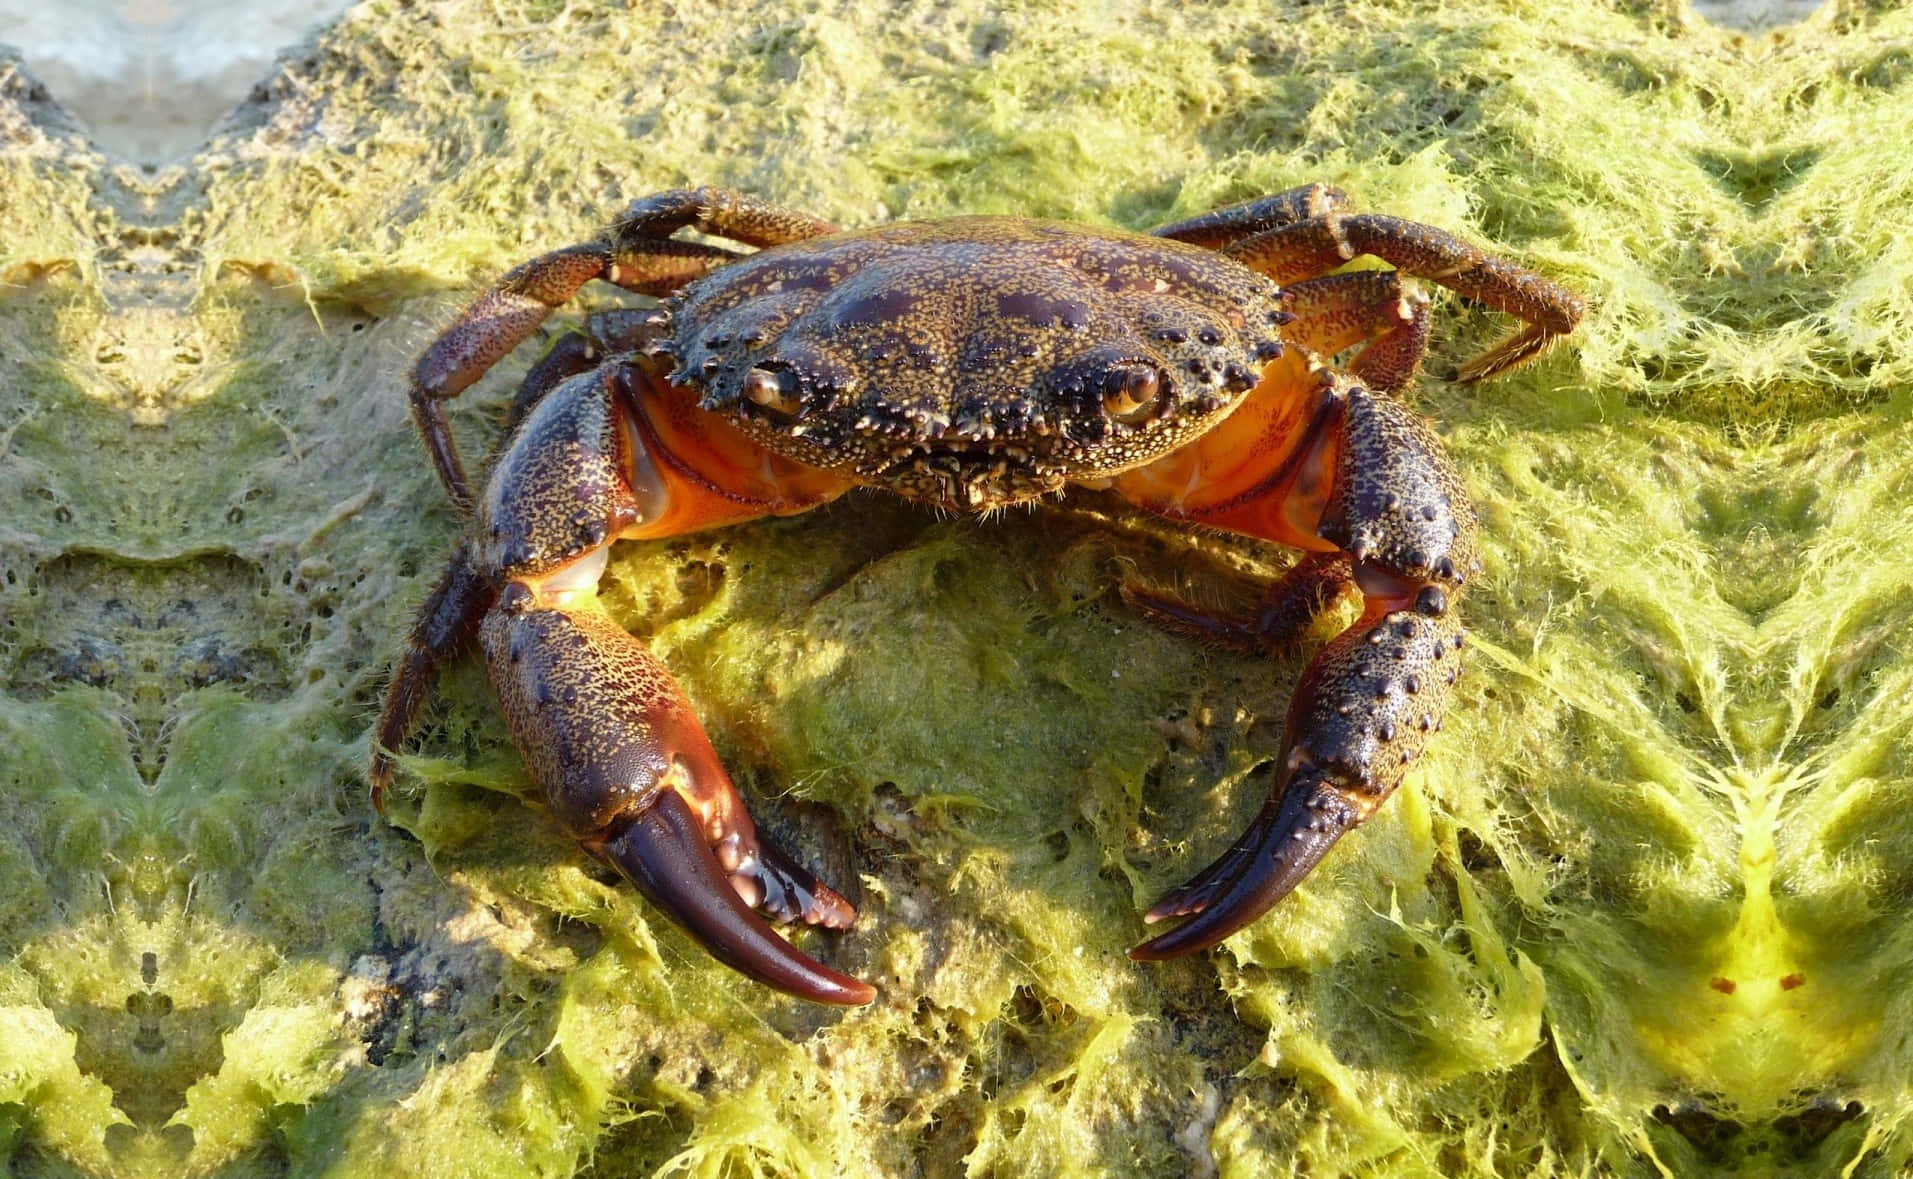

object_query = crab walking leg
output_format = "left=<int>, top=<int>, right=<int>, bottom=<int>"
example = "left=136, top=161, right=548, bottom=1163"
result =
left=1151, top=183, right=1355, bottom=248
left=502, top=328, right=613, bottom=434
left=369, top=544, right=496, bottom=811
left=501, top=310, right=679, bottom=434
left=410, top=189, right=844, bottom=511
left=1219, top=208, right=1584, bottom=382
left=1119, top=551, right=1356, bottom=658
left=1278, top=271, right=1434, bottom=394
left=609, top=186, right=841, bottom=249
left=409, top=238, right=743, bottom=511
left=1116, top=366, right=1479, bottom=958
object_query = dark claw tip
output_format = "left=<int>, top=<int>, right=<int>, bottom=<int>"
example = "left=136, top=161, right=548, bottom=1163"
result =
left=367, top=752, right=396, bottom=815
left=1129, top=768, right=1361, bottom=962
left=602, top=791, right=876, bottom=1006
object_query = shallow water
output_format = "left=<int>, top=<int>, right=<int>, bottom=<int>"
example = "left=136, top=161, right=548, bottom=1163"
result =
left=0, top=0, right=1832, bottom=164
left=0, top=0, right=355, bottom=162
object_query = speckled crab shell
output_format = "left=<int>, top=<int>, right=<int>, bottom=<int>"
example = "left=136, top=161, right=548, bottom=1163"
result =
left=651, top=217, right=1292, bottom=509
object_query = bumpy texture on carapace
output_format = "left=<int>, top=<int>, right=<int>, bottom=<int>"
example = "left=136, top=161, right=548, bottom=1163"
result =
left=656, top=217, right=1290, bottom=509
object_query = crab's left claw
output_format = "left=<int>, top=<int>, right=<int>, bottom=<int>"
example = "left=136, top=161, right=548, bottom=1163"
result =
left=1128, top=764, right=1366, bottom=961
left=484, top=602, right=875, bottom=1006
left=1131, top=606, right=1464, bottom=961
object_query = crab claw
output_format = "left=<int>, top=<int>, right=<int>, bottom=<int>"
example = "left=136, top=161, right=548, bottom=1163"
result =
left=1131, top=605, right=1465, bottom=961
left=599, top=789, right=875, bottom=1005
left=1129, top=763, right=1364, bottom=960
left=483, top=599, right=875, bottom=1005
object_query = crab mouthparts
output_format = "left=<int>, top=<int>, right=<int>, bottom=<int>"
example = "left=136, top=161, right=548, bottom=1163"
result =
left=882, top=442, right=1058, bottom=509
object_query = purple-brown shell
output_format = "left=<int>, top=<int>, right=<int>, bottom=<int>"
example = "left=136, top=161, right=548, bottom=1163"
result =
left=651, top=217, right=1290, bottom=509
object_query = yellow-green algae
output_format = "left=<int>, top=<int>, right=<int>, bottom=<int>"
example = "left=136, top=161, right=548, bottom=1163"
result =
left=3, top=0, right=1913, bottom=1175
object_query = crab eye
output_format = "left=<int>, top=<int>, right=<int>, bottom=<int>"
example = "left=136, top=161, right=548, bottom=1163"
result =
left=1101, top=365, right=1162, bottom=423
left=742, top=366, right=803, bottom=419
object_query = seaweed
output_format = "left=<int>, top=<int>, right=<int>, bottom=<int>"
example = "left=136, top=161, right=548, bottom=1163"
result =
left=2, top=1, right=1912, bottom=1174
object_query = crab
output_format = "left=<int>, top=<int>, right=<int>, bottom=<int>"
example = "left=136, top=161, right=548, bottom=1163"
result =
left=370, top=185, right=1581, bottom=1006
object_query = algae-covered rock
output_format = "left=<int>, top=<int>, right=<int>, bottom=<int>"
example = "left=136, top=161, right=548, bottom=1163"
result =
left=4, top=0, right=1913, bottom=1175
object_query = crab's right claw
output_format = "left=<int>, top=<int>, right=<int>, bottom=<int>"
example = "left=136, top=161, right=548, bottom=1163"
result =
left=484, top=603, right=875, bottom=1006
left=601, top=788, right=875, bottom=1006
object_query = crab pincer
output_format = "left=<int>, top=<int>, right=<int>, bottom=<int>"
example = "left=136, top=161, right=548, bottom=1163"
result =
left=374, top=283, right=870, bottom=1004
left=483, top=600, right=873, bottom=1005
left=1129, top=605, right=1465, bottom=959
left=1120, top=368, right=1480, bottom=959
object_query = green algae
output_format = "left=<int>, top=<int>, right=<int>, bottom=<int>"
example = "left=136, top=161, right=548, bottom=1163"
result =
left=4, top=0, right=1913, bottom=1175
